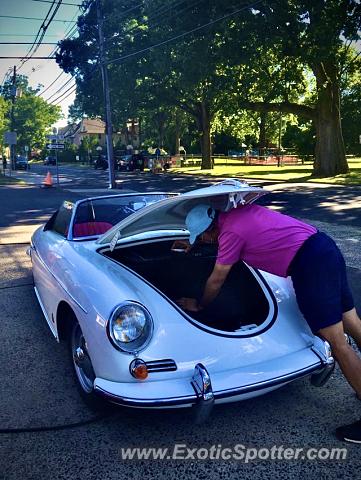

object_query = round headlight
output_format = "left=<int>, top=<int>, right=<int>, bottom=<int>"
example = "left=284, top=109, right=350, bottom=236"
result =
left=108, top=302, right=153, bottom=353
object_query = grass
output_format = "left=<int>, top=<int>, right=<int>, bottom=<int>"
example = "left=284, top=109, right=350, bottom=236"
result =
left=172, top=158, right=361, bottom=185
left=0, top=175, right=25, bottom=186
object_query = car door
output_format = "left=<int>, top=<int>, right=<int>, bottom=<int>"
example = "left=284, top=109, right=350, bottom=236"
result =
left=32, top=202, right=74, bottom=332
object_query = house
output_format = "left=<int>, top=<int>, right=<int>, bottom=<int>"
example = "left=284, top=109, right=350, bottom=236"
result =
left=58, top=118, right=140, bottom=150
left=59, top=118, right=107, bottom=147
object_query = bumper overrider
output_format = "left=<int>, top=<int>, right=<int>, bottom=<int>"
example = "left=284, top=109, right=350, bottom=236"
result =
left=94, top=338, right=335, bottom=417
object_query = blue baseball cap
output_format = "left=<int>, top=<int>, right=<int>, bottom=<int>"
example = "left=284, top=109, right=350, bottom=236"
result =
left=185, top=204, right=216, bottom=244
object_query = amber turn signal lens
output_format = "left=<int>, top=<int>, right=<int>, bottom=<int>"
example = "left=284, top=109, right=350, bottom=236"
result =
left=130, top=359, right=148, bottom=380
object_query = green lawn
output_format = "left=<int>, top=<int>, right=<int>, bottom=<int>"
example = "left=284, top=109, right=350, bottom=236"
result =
left=173, top=158, right=361, bottom=185
left=0, top=175, right=25, bottom=186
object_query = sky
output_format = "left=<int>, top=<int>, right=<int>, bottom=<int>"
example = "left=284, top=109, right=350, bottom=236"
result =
left=0, top=0, right=80, bottom=128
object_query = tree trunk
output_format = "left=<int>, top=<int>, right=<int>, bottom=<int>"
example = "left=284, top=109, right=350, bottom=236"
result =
left=175, top=132, right=180, bottom=155
left=158, top=125, right=165, bottom=149
left=313, top=62, right=348, bottom=177
left=258, top=112, right=267, bottom=148
left=174, top=111, right=180, bottom=155
left=196, top=101, right=212, bottom=169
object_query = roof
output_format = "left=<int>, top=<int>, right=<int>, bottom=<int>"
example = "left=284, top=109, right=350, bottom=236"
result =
left=58, top=118, right=106, bottom=139
left=79, top=118, right=105, bottom=134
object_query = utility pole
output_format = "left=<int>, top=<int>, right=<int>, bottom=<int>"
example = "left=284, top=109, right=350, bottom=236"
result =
left=277, top=112, right=283, bottom=167
left=96, top=0, right=116, bottom=189
left=10, top=65, right=16, bottom=172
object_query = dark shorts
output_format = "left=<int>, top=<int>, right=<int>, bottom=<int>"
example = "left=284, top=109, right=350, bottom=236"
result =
left=288, top=232, right=354, bottom=333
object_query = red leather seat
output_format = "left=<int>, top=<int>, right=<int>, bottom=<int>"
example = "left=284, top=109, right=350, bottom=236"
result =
left=73, top=221, right=113, bottom=238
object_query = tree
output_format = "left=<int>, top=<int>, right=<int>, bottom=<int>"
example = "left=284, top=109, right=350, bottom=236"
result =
left=56, top=0, right=361, bottom=176
left=340, top=49, right=361, bottom=155
left=1, top=75, right=61, bottom=151
left=0, top=96, right=10, bottom=153
left=57, top=0, right=242, bottom=168
left=216, top=0, right=361, bottom=176
left=79, top=134, right=99, bottom=163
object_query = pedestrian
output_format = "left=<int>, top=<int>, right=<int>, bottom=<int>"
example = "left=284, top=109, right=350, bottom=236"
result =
left=2, top=155, right=7, bottom=173
left=176, top=202, right=361, bottom=443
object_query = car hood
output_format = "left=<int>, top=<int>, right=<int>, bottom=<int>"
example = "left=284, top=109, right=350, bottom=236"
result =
left=97, top=179, right=269, bottom=246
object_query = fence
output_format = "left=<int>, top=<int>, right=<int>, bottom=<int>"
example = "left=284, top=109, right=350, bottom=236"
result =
left=168, top=152, right=302, bottom=168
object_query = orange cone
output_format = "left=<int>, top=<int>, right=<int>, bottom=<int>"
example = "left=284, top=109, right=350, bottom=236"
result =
left=43, top=171, right=53, bottom=187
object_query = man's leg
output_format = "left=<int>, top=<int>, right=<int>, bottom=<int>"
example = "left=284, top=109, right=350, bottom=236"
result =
left=342, top=308, right=361, bottom=350
left=318, top=321, right=361, bottom=398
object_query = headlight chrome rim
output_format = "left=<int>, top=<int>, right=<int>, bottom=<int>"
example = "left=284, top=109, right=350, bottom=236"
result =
left=108, top=301, right=153, bottom=354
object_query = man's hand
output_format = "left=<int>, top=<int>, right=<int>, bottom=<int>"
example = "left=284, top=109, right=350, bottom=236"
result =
left=176, top=297, right=201, bottom=312
left=171, top=240, right=192, bottom=253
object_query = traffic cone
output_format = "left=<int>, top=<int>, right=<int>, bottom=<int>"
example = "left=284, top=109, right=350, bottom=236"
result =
left=42, top=171, right=53, bottom=188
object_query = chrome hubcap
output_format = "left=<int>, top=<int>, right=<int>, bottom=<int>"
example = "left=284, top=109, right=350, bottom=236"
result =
left=72, top=325, right=95, bottom=394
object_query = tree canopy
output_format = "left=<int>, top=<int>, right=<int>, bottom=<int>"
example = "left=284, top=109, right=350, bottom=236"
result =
left=0, top=75, right=61, bottom=152
left=57, top=0, right=361, bottom=175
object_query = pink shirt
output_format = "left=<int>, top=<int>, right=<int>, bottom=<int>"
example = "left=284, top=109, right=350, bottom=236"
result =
left=217, top=205, right=317, bottom=277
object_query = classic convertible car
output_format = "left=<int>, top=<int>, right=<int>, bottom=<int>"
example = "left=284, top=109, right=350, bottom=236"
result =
left=29, top=179, right=335, bottom=418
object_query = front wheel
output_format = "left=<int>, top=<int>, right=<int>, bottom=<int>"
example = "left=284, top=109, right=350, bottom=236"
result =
left=70, top=321, right=105, bottom=410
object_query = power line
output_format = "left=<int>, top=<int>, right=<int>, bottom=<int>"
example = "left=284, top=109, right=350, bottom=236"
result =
left=0, top=15, right=76, bottom=22
left=50, top=81, right=77, bottom=104
left=42, top=1, right=159, bottom=101
left=17, top=1, right=62, bottom=71
left=35, top=3, right=87, bottom=94
left=0, top=34, right=60, bottom=37
left=37, top=71, right=64, bottom=96
left=32, top=0, right=81, bottom=5
left=52, top=85, right=77, bottom=105
left=0, top=42, right=58, bottom=45
left=103, top=0, right=191, bottom=44
left=1, top=68, right=12, bottom=87
left=109, top=2, right=144, bottom=17
left=49, top=0, right=263, bottom=107
left=0, top=56, right=57, bottom=59
left=38, top=0, right=144, bottom=101
left=45, top=76, right=75, bottom=101
left=105, top=0, right=205, bottom=47
left=106, top=0, right=263, bottom=66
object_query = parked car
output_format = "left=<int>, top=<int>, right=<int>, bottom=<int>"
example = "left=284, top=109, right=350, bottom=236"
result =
left=44, top=156, right=56, bottom=166
left=116, top=154, right=134, bottom=171
left=116, top=153, right=145, bottom=172
left=15, top=155, right=29, bottom=170
left=93, top=155, right=108, bottom=170
left=28, top=180, right=334, bottom=418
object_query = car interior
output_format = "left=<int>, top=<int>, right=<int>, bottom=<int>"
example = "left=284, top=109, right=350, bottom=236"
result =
left=71, top=195, right=170, bottom=239
left=102, top=240, right=271, bottom=332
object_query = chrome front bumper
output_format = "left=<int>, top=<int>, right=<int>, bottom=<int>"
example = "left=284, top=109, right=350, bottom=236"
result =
left=94, top=338, right=335, bottom=415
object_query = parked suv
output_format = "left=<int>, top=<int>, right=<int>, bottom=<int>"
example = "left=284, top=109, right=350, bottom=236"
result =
left=116, top=153, right=146, bottom=171
left=44, top=156, right=56, bottom=166
left=15, top=155, right=30, bottom=170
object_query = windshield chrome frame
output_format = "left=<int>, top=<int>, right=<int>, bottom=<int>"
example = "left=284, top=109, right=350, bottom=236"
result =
left=67, top=192, right=176, bottom=241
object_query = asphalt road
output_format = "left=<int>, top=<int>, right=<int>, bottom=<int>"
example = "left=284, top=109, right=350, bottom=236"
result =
left=1, top=168, right=361, bottom=479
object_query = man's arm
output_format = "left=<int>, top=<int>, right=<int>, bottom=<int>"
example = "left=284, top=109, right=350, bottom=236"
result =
left=199, top=263, right=233, bottom=308
left=176, top=263, right=233, bottom=312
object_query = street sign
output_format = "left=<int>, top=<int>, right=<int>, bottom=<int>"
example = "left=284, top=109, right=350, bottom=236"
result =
left=24, top=145, right=29, bottom=152
left=4, top=131, right=17, bottom=145
left=46, top=144, right=65, bottom=149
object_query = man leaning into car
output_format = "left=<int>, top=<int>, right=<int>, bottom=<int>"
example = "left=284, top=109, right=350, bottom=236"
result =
left=175, top=203, right=361, bottom=444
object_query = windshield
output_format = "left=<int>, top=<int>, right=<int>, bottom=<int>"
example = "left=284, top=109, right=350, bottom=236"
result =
left=72, top=194, right=170, bottom=239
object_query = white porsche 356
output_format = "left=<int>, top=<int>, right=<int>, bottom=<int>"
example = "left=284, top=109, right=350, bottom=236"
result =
left=29, top=180, right=334, bottom=418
